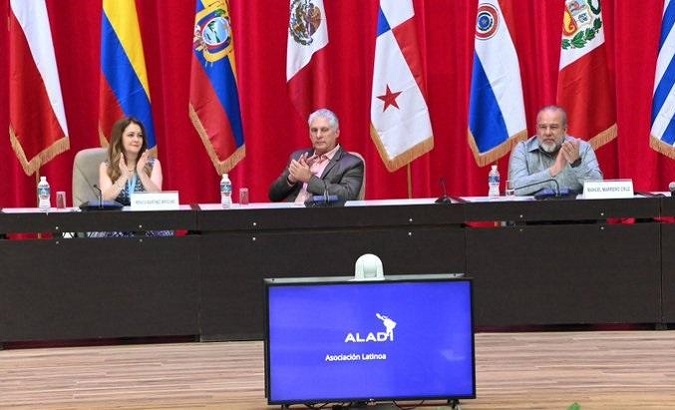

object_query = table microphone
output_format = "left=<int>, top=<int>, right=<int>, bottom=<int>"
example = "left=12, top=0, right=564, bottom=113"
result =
left=93, top=184, right=103, bottom=209
left=435, top=177, right=452, bottom=203
left=513, top=178, right=574, bottom=200
left=80, top=184, right=123, bottom=211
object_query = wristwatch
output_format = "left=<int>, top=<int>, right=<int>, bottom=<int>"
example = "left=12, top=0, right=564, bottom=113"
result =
left=570, top=158, right=582, bottom=168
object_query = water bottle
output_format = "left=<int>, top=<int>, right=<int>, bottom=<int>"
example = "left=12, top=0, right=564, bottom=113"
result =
left=37, top=176, right=51, bottom=211
left=488, top=165, right=500, bottom=198
left=220, top=173, right=233, bottom=208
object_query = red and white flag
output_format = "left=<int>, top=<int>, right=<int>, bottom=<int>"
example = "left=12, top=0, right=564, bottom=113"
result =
left=370, top=0, right=433, bottom=172
left=9, top=0, right=70, bottom=176
left=556, top=0, right=616, bottom=147
left=286, top=0, right=329, bottom=119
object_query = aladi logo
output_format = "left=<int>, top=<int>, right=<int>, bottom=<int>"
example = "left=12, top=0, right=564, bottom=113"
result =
left=289, top=0, right=323, bottom=46
left=561, top=0, right=602, bottom=50
left=344, top=313, right=397, bottom=343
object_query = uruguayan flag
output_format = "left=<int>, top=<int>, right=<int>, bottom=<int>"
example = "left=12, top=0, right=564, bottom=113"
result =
left=651, top=0, right=675, bottom=156
left=468, top=0, right=526, bottom=167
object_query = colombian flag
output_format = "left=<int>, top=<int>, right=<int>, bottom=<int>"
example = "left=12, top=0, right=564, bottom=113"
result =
left=189, top=0, right=245, bottom=175
left=99, top=0, right=157, bottom=148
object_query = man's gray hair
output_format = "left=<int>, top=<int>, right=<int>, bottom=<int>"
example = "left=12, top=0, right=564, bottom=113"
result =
left=308, top=108, right=339, bottom=130
left=538, top=105, right=568, bottom=128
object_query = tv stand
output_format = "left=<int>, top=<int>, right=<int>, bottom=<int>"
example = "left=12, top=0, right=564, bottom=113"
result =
left=278, top=400, right=462, bottom=410
left=347, top=403, right=397, bottom=410
left=324, top=400, right=461, bottom=410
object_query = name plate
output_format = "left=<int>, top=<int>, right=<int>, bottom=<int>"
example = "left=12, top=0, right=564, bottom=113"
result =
left=130, top=191, right=180, bottom=210
left=583, top=179, right=634, bottom=199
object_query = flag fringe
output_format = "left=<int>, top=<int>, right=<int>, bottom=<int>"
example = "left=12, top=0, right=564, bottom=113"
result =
left=369, top=124, right=434, bottom=172
left=650, top=136, right=675, bottom=159
left=10, top=126, right=70, bottom=176
left=190, top=104, right=246, bottom=175
left=97, top=123, right=110, bottom=148
left=588, top=123, right=618, bottom=150
left=468, top=129, right=528, bottom=168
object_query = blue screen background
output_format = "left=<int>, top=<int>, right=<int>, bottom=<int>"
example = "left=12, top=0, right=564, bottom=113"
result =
left=267, top=280, right=475, bottom=403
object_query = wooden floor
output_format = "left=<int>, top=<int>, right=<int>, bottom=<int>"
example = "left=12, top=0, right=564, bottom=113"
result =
left=2, top=330, right=675, bottom=409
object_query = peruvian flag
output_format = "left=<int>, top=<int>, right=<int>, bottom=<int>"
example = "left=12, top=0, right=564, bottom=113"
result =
left=9, top=0, right=70, bottom=176
left=556, top=0, right=616, bottom=148
left=286, top=0, right=329, bottom=119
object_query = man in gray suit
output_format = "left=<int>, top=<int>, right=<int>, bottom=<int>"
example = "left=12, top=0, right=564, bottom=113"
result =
left=269, top=108, right=364, bottom=203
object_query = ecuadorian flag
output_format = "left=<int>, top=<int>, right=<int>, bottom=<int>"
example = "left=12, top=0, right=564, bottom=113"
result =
left=99, top=0, right=157, bottom=148
left=189, top=0, right=245, bottom=175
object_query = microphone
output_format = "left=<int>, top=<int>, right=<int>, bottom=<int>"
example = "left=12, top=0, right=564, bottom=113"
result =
left=435, top=177, right=452, bottom=204
left=513, top=178, right=575, bottom=200
left=304, top=194, right=343, bottom=207
left=669, top=181, right=675, bottom=197
left=79, top=184, right=123, bottom=211
left=93, top=184, right=103, bottom=209
left=304, top=180, right=345, bottom=207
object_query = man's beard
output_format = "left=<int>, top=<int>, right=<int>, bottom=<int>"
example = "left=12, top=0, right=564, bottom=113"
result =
left=539, top=140, right=561, bottom=154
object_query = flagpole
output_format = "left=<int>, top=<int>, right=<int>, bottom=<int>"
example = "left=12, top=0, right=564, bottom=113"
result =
left=407, top=164, right=412, bottom=199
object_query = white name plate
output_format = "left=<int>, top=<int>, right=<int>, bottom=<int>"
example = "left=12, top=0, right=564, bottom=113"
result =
left=583, top=179, right=634, bottom=199
left=130, top=191, right=180, bottom=210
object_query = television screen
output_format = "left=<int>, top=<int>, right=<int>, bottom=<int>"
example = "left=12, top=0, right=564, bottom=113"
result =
left=264, top=274, right=475, bottom=405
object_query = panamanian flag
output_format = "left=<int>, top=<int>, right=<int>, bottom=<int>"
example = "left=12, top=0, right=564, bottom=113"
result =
left=651, top=0, right=675, bottom=158
left=370, top=0, right=433, bottom=173
left=468, top=0, right=526, bottom=167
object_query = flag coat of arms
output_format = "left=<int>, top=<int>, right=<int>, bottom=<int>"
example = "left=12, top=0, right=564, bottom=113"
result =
left=189, top=0, right=245, bottom=174
left=370, top=0, right=433, bottom=172
left=9, top=0, right=70, bottom=176
left=99, top=0, right=157, bottom=149
left=651, top=0, right=675, bottom=157
left=557, top=0, right=616, bottom=148
left=468, top=0, right=527, bottom=167
left=286, top=0, right=329, bottom=120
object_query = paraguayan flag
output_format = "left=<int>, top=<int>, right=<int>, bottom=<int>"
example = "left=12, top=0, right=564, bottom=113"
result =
left=468, top=0, right=526, bottom=167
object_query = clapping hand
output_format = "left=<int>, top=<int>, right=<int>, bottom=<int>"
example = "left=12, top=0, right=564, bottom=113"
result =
left=118, top=156, right=132, bottom=178
left=288, top=152, right=312, bottom=183
left=136, top=151, right=149, bottom=174
left=560, top=139, right=580, bottom=164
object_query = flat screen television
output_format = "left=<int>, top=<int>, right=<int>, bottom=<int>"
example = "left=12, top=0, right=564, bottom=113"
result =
left=264, top=274, right=475, bottom=406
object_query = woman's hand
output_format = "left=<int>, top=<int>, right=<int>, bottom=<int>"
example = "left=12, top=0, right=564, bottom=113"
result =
left=118, top=155, right=133, bottom=179
left=136, top=151, right=149, bottom=174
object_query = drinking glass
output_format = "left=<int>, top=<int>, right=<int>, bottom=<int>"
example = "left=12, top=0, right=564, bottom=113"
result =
left=239, top=187, right=249, bottom=205
left=505, top=180, right=515, bottom=197
left=56, top=191, right=67, bottom=209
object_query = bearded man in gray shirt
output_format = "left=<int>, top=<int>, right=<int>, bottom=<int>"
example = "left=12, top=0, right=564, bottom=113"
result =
left=508, top=105, right=603, bottom=196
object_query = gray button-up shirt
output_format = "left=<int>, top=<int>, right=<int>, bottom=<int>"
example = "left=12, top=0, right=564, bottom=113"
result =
left=508, top=135, right=603, bottom=195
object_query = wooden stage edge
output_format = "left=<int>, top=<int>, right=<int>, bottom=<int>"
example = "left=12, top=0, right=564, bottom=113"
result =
left=2, top=330, right=675, bottom=409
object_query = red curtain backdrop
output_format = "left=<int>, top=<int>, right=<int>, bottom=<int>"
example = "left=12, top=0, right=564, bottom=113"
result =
left=0, top=0, right=670, bottom=207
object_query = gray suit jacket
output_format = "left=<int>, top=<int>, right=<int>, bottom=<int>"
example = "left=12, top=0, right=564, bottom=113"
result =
left=268, top=147, right=364, bottom=202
